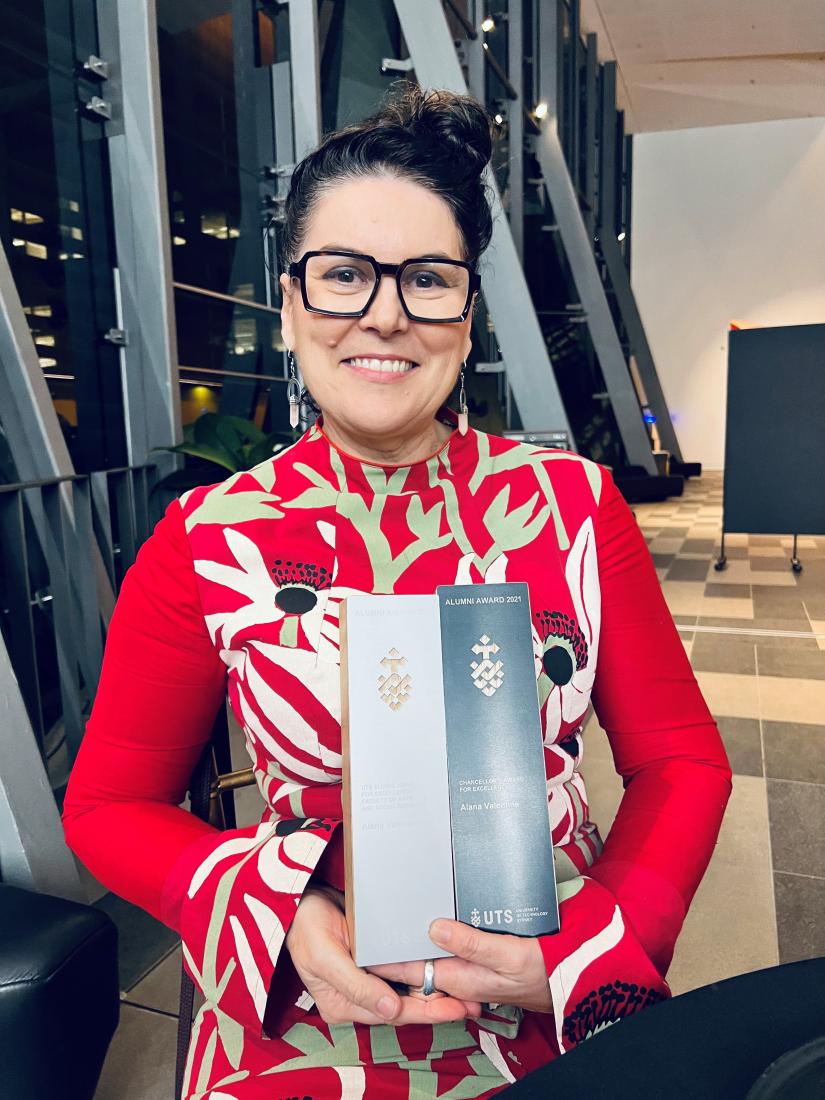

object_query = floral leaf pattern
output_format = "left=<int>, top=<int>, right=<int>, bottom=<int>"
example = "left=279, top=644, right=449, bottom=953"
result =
left=166, top=418, right=670, bottom=1098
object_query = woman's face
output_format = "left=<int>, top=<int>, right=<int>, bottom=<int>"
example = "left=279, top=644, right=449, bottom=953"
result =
left=279, top=174, right=473, bottom=452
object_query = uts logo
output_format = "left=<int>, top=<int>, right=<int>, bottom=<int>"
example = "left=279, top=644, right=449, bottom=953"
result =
left=472, top=908, right=513, bottom=927
left=470, top=634, right=504, bottom=696
left=378, top=647, right=411, bottom=710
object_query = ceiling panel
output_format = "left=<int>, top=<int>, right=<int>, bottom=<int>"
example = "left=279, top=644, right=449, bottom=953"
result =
left=580, top=0, right=825, bottom=131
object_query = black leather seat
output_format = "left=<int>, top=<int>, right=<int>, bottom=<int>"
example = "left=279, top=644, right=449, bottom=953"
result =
left=507, top=956, right=825, bottom=1098
left=0, top=882, right=119, bottom=1100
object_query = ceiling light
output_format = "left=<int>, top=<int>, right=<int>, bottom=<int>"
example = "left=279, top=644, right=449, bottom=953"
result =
left=617, top=231, right=626, bottom=242
left=481, top=16, right=495, bottom=32
left=534, top=101, right=548, bottom=120
left=494, top=113, right=504, bottom=125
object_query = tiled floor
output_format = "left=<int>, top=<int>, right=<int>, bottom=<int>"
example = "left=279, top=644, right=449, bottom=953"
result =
left=95, top=469, right=825, bottom=1096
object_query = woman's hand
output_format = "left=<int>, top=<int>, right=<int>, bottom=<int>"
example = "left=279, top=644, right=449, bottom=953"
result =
left=284, top=888, right=483, bottom=1026
left=366, top=918, right=553, bottom=1015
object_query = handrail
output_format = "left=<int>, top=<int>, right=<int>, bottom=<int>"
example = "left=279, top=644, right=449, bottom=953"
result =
left=173, top=281, right=281, bottom=316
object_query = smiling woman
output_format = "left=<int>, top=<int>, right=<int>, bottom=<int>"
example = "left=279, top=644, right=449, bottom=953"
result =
left=277, top=85, right=491, bottom=465
left=62, top=82, right=731, bottom=1100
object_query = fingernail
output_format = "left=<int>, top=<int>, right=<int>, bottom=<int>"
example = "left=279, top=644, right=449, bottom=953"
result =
left=430, top=920, right=452, bottom=945
left=377, top=996, right=397, bottom=1020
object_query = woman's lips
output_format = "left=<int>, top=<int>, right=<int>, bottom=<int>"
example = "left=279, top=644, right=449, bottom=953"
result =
left=341, top=357, right=420, bottom=382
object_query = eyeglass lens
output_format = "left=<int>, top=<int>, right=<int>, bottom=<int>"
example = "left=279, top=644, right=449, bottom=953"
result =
left=303, top=253, right=470, bottom=319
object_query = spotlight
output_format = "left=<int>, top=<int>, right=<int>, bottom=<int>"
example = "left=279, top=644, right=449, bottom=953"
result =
left=617, top=231, right=626, bottom=242
left=494, top=112, right=504, bottom=125
left=534, top=101, right=548, bottom=120
left=481, top=16, right=495, bottom=32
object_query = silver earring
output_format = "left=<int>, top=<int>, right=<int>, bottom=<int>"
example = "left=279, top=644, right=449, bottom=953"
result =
left=287, top=350, right=301, bottom=429
left=458, top=360, right=469, bottom=436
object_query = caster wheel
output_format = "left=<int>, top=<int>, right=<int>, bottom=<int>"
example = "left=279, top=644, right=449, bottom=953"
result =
left=792, top=560, right=803, bottom=574
left=714, top=558, right=727, bottom=572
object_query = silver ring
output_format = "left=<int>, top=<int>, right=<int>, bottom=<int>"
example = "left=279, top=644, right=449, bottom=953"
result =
left=422, top=958, right=437, bottom=996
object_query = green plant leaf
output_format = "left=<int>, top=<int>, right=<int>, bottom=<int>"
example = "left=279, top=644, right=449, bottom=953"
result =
left=246, top=437, right=287, bottom=467
left=167, top=442, right=238, bottom=471
left=217, top=414, right=267, bottom=445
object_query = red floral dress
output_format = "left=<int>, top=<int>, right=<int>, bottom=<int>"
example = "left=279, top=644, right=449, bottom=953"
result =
left=63, top=407, right=732, bottom=1099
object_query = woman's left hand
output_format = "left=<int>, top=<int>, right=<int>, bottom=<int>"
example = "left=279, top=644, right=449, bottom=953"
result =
left=365, top=918, right=553, bottom=1014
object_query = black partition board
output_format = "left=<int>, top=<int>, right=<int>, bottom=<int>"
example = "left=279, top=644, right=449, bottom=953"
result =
left=724, top=324, right=825, bottom=535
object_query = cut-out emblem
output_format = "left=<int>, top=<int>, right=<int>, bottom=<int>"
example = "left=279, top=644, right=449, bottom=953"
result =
left=378, top=648, right=411, bottom=710
left=471, top=634, right=504, bottom=696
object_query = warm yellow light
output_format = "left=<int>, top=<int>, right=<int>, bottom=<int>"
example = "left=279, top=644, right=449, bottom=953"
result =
left=481, top=16, right=495, bottom=32
left=173, top=235, right=187, bottom=246
left=35, top=334, right=56, bottom=347
left=25, top=241, right=48, bottom=259
left=10, top=208, right=43, bottom=225
left=534, top=101, right=548, bottom=120
left=39, top=357, right=58, bottom=368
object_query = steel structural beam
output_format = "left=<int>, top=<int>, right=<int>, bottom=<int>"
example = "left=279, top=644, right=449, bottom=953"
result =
left=507, top=0, right=524, bottom=261
left=534, top=8, right=656, bottom=472
left=393, top=0, right=574, bottom=441
left=0, top=632, right=85, bottom=900
left=597, top=64, right=683, bottom=462
left=97, top=0, right=181, bottom=468
left=0, top=244, right=111, bottom=898
left=288, top=0, right=322, bottom=159
left=0, top=240, right=115, bottom=632
left=0, top=245, right=76, bottom=484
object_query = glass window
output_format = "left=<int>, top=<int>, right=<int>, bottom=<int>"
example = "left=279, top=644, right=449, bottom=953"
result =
left=0, top=0, right=126, bottom=472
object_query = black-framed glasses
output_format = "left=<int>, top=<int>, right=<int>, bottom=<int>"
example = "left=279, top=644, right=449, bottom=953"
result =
left=288, top=250, right=481, bottom=323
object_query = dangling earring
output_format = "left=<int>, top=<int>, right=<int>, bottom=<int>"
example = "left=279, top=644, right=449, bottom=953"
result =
left=458, top=360, right=469, bottom=436
left=287, top=350, right=301, bottom=429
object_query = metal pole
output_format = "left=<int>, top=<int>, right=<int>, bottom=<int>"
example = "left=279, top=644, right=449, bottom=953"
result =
left=289, top=0, right=322, bottom=159
left=0, top=632, right=86, bottom=901
left=393, top=0, right=574, bottom=440
left=597, top=64, right=683, bottom=461
left=507, top=0, right=524, bottom=260
left=533, top=3, right=656, bottom=472
left=97, top=0, right=181, bottom=470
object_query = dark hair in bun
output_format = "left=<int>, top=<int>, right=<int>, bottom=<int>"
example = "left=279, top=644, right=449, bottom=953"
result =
left=281, top=84, right=494, bottom=269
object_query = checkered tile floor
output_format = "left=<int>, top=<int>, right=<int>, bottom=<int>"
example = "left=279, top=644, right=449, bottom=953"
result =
left=584, top=469, right=825, bottom=996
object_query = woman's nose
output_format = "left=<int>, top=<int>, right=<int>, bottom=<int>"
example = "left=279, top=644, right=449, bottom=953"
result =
left=358, top=274, right=409, bottom=334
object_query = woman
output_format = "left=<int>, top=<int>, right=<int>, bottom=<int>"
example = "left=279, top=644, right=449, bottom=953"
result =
left=63, top=87, right=732, bottom=1098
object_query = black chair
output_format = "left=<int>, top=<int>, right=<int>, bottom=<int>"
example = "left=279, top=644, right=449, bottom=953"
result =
left=506, top=955, right=825, bottom=1098
left=0, top=881, right=119, bottom=1100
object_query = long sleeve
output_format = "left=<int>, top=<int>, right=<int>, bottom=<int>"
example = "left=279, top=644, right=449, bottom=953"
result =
left=62, top=499, right=337, bottom=1039
left=536, top=468, right=732, bottom=1051
left=62, top=499, right=227, bottom=913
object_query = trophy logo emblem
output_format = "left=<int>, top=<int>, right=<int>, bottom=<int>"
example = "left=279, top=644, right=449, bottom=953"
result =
left=471, top=907, right=482, bottom=928
left=378, top=647, right=411, bottom=710
left=470, top=634, right=504, bottom=697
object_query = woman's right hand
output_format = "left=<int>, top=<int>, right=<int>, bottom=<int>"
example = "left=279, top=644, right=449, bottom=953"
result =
left=284, top=886, right=482, bottom=1026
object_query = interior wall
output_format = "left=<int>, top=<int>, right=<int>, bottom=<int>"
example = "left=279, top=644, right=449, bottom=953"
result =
left=630, top=116, right=825, bottom=469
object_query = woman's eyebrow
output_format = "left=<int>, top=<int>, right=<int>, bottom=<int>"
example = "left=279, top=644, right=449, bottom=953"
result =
left=316, top=244, right=455, bottom=259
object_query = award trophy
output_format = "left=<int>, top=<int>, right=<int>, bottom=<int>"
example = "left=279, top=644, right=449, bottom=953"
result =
left=341, top=583, right=558, bottom=968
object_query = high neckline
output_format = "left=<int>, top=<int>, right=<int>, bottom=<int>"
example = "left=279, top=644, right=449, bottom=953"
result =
left=306, top=405, right=476, bottom=495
